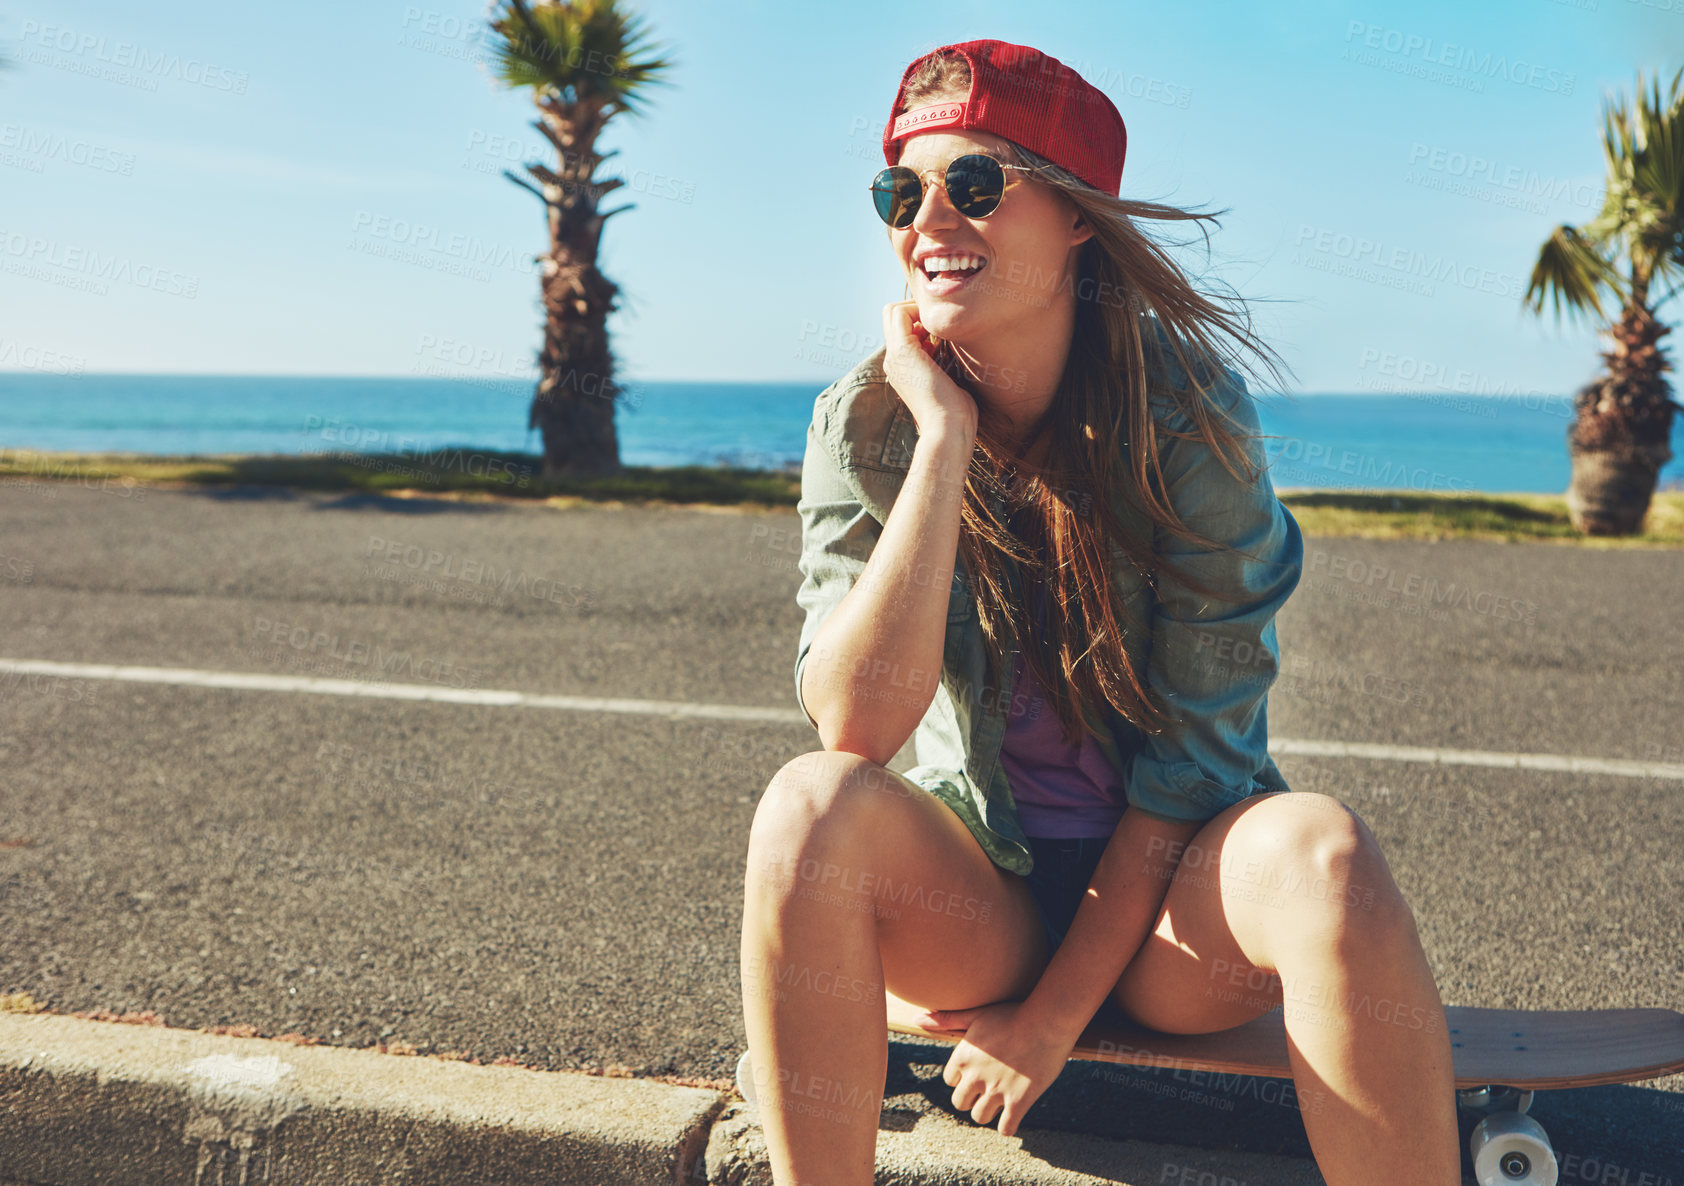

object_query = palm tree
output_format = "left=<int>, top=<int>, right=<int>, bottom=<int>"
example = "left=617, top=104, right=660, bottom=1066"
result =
left=486, top=0, right=676, bottom=477
left=1524, top=67, right=1684, bottom=536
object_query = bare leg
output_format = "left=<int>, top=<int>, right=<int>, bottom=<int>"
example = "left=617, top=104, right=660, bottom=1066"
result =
left=1112, top=792, right=1460, bottom=1185
left=741, top=815, right=886, bottom=1184
left=741, top=751, right=1048, bottom=1186
left=1271, top=880, right=1459, bottom=1185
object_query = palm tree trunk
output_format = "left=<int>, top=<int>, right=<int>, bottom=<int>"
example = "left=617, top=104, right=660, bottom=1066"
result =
left=521, top=91, right=629, bottom=479
left=528, top=263, right=625, bottom=478
left=1565, top=439, right=1671, bottom=535
left=1564, top=302, right=1677, bottom=535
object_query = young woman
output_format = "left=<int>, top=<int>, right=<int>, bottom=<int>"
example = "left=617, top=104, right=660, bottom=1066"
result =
left=741, top=39, right=1460, bottom=1186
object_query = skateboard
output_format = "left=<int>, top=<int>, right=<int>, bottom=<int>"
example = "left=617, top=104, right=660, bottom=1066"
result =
left=735, top=996, right=1684, bottom=1186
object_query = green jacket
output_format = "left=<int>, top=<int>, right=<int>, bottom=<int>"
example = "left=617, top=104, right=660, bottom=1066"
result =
left=792, top=340, right=1303, bottom=877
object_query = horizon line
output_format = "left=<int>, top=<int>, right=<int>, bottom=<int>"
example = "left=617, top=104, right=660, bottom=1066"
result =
left=0, top=369, right=1577, bottom=400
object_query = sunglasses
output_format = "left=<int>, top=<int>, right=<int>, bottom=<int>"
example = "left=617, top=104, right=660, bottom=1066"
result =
left=869, top=152, right=1034, bottom=228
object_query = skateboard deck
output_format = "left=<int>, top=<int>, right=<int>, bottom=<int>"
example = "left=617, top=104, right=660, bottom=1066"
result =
left=882, top=995, right=1684, bottom=1090
left=737, top=997, right=1684, bottom=1186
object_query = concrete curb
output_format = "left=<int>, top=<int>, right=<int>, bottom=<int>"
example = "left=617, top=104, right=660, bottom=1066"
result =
left=0, top=1013, right=1328, bottom=1186
left=0, top=1012, right=723, bottom=1185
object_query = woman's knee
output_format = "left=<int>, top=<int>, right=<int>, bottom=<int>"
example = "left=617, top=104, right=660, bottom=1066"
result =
left=748, top=749, right=904, bottom=858
left=1233, top=792, right=1410, bottom=930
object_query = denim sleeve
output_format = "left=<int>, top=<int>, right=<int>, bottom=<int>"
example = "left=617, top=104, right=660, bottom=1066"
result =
left=792, top=393, right=880, bottom=731
left=1125, top=366, right=1304, bottom=824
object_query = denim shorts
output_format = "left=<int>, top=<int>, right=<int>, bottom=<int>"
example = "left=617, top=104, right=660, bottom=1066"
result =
left=1021, top=835, right=1110, bottom=955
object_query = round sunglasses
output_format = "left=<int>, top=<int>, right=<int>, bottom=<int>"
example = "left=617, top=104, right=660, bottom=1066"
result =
left=869, top=152, right=1034, bottom=228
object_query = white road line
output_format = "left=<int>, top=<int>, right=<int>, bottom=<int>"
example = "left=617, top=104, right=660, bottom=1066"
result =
left=4, top=657, right=1682, bottom=782
left=0, top=658, right=799, bottom=723
left=1269, top=738, right=1684, bottom=781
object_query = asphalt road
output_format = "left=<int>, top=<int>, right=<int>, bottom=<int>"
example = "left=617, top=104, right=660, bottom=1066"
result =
left=0, top=481, right=1679, bottom=1174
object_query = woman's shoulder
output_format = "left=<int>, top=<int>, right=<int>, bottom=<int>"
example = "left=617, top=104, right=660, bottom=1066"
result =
left=812, top=346, right=903, bottom=442
left=817, top=345, right=890, bottom=411
left=1137, top=315, right=1258, bottom=435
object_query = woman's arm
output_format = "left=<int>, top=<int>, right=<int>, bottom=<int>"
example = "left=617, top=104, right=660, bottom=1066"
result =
left=1017, top=809, right=1201, bottom=1042
left=1125, top=362, right=1304, bottom=821
left=801, top=419, right=975, bottom=764
left=1015, top=361, right=1302, bottom=1039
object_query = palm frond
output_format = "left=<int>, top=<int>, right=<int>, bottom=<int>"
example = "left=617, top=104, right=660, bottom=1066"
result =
left=487, top=0, right=675, bottom=116
left=1628, top=67, right=1684, bottom=287
left=1597, top=68, right=1684, bottom=292
left=1631, top=67, right=1684, bottom=210
left=1531, top=67, right=1684, bottom=326
left=1525, top=224, right=1622, bottom=323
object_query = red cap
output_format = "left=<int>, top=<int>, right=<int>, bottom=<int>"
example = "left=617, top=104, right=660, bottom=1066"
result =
left=882, top=39, right=1127, bottom=197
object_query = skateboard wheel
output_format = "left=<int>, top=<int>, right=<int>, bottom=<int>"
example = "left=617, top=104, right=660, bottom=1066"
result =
left=1469, top=1110, right=1558, bottom=1186
left=735, top=1049, right=756, bottom=1106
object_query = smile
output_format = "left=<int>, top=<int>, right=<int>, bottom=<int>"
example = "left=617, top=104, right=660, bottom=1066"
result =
left=918, top=258, right=988, bottom=296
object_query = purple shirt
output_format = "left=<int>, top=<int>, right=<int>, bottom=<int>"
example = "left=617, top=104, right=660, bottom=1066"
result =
left=999, top=645, right=1127, bottom=839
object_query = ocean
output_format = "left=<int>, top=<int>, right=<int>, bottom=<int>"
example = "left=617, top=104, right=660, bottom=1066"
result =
left=1, top=372, right=1679, bottom=495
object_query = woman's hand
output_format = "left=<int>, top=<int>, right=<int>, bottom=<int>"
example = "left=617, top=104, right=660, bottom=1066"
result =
left=881, top=300, right=977, bottom=442
left=919, top=1000, right=1076, bottom=1138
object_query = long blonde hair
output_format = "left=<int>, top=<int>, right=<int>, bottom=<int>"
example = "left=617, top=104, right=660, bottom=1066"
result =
left=898, top=50, right=1293, bottom=748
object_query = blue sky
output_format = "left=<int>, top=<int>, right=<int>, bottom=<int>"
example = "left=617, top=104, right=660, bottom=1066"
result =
left=0, top=0, right=1676, bottom=394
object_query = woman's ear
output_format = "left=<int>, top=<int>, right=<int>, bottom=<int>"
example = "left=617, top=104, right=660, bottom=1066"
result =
left=1070, top=211, right=1095, bottom=249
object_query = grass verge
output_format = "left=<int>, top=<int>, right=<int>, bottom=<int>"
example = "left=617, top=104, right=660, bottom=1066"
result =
left=1, top=448, right=1679, bottom=545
